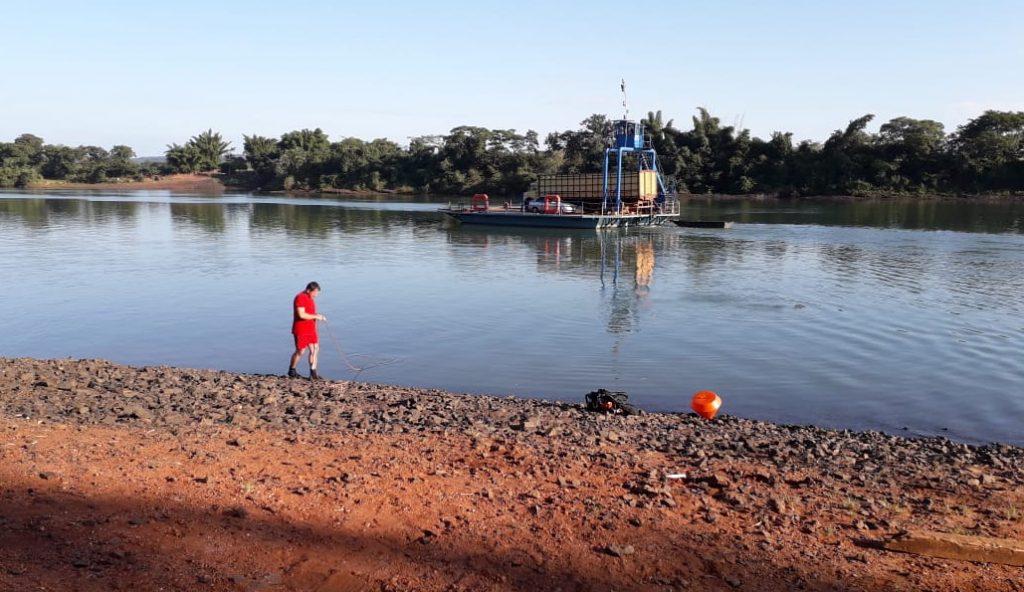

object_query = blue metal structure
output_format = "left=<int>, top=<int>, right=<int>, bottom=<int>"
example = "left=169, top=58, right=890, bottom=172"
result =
left=438, top=94, right=680, bottom=229
left=602, top=120, right=673, bottom=213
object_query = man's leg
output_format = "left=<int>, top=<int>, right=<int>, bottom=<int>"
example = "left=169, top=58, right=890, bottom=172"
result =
left=308, top=342, right=320, bottom=374
left=289, top=345, right=307, bottom=378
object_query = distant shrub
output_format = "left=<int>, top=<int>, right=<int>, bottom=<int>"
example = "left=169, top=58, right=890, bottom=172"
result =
left=19, top=169, right=40, bottom=187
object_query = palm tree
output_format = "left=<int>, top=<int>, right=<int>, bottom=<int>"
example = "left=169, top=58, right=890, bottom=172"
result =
left=243, top=135, right=278, bottom=162
left=165, top=143, right=203, bottom=173
left=188, top=129, right=232, bottom=171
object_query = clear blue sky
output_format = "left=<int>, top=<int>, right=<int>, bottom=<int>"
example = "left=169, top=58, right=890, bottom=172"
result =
left=2, top=0, right=1022, bottom=155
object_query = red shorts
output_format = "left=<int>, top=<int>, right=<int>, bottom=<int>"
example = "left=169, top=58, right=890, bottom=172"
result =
left=293, top=333, right=318, bottom=350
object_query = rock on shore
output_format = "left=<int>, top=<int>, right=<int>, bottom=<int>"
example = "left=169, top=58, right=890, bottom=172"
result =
left=3, top=357, right=1022, bottom=484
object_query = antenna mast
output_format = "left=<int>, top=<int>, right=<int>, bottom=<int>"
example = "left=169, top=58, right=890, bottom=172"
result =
left=620, top=78, right=628, bottom=120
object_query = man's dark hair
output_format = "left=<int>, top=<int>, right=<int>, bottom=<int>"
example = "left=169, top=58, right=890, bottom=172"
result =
left=305, top=281, right=321, bottom=292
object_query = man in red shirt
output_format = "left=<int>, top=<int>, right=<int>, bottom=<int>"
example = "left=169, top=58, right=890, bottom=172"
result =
left=288, top=281, right=327, bottom=379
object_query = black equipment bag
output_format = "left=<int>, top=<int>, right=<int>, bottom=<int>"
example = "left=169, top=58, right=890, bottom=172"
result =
left=584, top=388, right=641, bottom=416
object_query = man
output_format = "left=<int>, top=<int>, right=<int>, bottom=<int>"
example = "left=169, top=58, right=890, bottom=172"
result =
left=288, top=281, right=327, bottom=380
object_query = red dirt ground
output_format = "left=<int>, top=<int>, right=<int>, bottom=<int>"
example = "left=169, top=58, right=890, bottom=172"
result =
left=2, top=417, right=1022, bottom=592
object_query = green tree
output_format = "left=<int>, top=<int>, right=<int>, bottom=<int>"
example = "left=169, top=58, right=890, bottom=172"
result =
left=165, top=142, right=203, bottom=173
left=819, top=114, right=877, bottom=194
left=642, top=110, right=681, bottom=178
left=0, top=135, right=45, bottom=169
left=668, top=108, right=754, bottom=193
left=75, top=146, right=112, bottom=182
left=106, top=145, right=138, bottom=179
left=188, top=129, right=232, bottom=171
left=546, top=114, right=613, bottom=174
left=950, top=110, right=1024, bottom=191
left=40, top=145, right=82, bottom=179
left=277, top=128, right=331, bottom=188
left=0, top=165, right=39, bottom=188
left=243, top=134, right=280, bottom=187
left=401, top=135, right=443, bottom=191
left=749, top=131, right=796, bottom=194
left=14, top=134, right=45, bottom=166
left=875, top=117, right=946, bottom=192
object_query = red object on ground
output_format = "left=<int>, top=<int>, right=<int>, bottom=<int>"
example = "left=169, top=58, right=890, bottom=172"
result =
left=691, top=390, right=722, bottom=420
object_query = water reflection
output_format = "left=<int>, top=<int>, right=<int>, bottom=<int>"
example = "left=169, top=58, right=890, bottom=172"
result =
left=251, top=203, right=342, bottom=236
left=0, top=197, right=140, bottom=227
left=0, top=198, right=53, bottom=227
left=677, top=234, right=741, bottom=271
left=444, top=229, right=661, bottom=280
left=248, top=202, right=428, bottom=237
left=170, top=202, right=229, bottom=232
left=600, top=235, right=660, bottom=334
left=442, top=227, right=661, bottom=335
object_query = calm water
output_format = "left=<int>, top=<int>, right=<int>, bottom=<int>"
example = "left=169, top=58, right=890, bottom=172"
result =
left=2, top=190, right=1023, bottom=445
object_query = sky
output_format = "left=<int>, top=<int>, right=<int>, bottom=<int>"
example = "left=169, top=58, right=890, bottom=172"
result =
left=2, top=0, right=1022, bottom=156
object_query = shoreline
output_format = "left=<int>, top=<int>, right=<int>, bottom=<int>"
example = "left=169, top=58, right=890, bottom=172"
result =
left=2, top=357, right=1018, bottom=452
left=25, top=175, right=411, bottom=199
left=678, top=192, right=1024, bottom=203
left=21, top=174, right=1024, bottom=202
left=2, top=357, right=1023, bottom=591
left=27, top=173, right=227, bottom=193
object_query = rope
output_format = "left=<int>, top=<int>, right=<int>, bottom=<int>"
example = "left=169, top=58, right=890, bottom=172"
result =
left=321, top=319, right=400, bottom=380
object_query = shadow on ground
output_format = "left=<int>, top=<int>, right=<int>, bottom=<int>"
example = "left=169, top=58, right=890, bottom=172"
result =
left=0, top=481, right=926, bottom=592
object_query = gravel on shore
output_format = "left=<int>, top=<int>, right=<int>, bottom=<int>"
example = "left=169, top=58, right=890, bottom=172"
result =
left=2, top=357, right=1023, bottom=591
left=3, top=357, right=1022, bottom=487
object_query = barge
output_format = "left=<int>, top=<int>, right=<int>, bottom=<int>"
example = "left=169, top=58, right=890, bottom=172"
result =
left=441, top=118, right=679, bottom=229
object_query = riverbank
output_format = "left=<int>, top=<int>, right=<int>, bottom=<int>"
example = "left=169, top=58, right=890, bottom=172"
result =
left=679, top=192, right=1024, bottom=203
left=29, top=173, right=226, bottom=193
left=20, top=174, right=1023, bottom=202
left=2, top=357, right=1023, bottom=591
left=25, top=174, right=410, bottom=198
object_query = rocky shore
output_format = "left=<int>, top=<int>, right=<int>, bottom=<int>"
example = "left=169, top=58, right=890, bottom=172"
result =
left=2, top=357, right=1023, bottom=591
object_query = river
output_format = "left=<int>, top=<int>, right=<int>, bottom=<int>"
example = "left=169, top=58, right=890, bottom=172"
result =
left=1, top=190, right=1022, bottom=445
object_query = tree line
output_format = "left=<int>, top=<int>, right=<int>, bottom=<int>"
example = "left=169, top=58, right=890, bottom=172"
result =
left=3, top=110, right=1022, bottom=196
left=0, top=134, right=152, bottom=188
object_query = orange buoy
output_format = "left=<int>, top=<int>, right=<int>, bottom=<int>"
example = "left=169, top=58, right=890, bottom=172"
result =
left=691, top=390, right=722, bottom=420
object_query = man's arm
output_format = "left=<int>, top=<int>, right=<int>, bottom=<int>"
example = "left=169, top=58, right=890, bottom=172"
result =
left=296, top=307, right=326, bottom=321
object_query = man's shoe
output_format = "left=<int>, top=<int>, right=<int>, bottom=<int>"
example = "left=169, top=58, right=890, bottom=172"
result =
left=309, top=369, right=323, bottom=381
left=287, top=368, right=300, bottom=379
